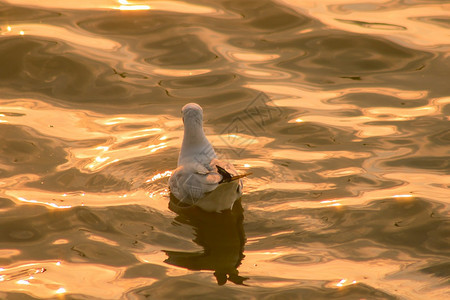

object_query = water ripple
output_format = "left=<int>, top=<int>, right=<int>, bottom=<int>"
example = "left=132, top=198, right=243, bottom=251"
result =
left=1, top=0, right=449, bottom=298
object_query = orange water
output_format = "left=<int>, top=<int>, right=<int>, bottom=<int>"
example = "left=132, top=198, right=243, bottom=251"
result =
left=0, top=0, right=449, bottom=299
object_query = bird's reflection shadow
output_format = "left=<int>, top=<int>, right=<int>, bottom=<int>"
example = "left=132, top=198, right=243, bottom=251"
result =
left=164, top=194, right=248, bottom=285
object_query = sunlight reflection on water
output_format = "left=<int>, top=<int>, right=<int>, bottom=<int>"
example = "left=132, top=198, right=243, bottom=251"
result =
left=0, top=0, right=449, bottom=299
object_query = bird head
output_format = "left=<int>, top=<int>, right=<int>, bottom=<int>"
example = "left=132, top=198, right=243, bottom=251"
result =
left=182, top=103, right=203, bottom=125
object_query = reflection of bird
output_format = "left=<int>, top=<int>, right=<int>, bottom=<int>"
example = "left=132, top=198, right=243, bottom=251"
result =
left=169, top=103, right=250, bottom=212
left=165, top=197, right=248, bottom=285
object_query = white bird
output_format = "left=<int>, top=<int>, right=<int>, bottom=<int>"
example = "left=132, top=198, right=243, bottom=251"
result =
left=169, top=103, right=249, bottom=212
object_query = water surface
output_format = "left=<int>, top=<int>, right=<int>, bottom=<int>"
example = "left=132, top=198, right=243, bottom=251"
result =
left=0, top=0, right=449, bottom=299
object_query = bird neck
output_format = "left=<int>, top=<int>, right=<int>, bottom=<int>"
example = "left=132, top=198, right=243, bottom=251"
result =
left=179, top=119, right=215, bottom=166
left=182, top=117, right=207, bottom=144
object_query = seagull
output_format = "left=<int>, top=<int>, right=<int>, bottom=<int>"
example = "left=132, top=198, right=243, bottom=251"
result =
left=169, top=103, right=249, bottom=212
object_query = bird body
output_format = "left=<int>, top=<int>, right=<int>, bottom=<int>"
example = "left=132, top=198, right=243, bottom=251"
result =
left=169, top=103, right=246, bottom=212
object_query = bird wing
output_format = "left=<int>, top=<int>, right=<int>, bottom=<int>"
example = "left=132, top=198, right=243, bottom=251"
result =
left=169, top=162, right=222, bottom=203
left=169, top=158, right=250, bottom=204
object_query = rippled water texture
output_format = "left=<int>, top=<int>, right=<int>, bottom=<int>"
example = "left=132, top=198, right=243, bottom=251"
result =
left=1, top=0, right=449, bottom=299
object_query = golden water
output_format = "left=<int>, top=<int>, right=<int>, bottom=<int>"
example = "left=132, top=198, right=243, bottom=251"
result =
left=0, top=0, right=449, bottom=299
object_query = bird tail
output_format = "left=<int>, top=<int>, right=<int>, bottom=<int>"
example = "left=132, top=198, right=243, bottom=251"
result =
left=229, top=173, right=252, bottom=181
left=217, top=165, right=252, bottom=183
